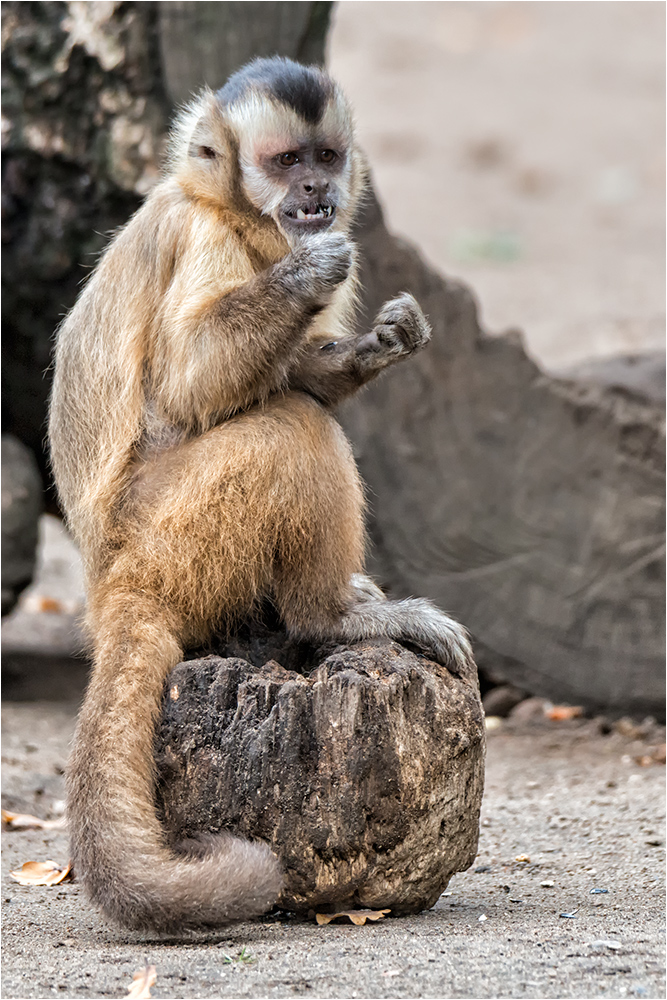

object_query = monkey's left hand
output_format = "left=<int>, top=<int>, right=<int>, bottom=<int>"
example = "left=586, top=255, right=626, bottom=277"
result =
left=368, top=292, right=432, bottom=358
left=288, top=292, right=432, bottom=407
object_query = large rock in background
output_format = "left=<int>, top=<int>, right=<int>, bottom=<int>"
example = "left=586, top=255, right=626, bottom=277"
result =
left=1, top=435, right=43, bottom=616
left=155, top=628, right=485, bottom=914
left=557, top=352, right=665, bottom=406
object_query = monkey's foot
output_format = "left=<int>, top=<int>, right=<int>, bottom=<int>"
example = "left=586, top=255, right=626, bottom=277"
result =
left=324, top=596, right=473, bottom=678
left=386, top=597, right=473, bottom=676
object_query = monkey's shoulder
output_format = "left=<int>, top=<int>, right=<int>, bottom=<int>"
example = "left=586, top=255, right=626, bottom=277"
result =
left=116, top=179, right=287, bottom=281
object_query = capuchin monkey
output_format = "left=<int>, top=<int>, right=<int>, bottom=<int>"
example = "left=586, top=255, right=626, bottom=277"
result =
left=48, top=57, right=472, bottom=934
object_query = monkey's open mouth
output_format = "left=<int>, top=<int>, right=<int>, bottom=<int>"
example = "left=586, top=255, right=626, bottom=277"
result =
left=292, top=204, right=334, bottom=221
left=282, top=203, right=336, bottom=231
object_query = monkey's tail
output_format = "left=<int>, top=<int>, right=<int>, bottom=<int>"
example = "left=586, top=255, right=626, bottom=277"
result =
left=67, top=593, right=282, bottom=933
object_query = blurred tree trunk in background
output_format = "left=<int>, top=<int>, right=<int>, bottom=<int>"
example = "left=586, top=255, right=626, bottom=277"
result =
left=2, top=1, right=165, bottom=491
left=158, top=2, right=333, bottom=104
left=1, top=1, right=663, bottom=714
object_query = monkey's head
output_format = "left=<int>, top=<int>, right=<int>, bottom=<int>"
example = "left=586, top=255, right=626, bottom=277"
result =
left=170, top=58, right=366, bottom=240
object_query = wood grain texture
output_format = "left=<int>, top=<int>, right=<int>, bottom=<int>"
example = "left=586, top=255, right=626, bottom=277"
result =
left=155, top=631, right=485, bottom=915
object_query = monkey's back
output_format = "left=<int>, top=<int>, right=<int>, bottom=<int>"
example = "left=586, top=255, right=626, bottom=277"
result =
left=50, top=182, right=252, bottom=555
left=48, top=183, right=194, bottom=561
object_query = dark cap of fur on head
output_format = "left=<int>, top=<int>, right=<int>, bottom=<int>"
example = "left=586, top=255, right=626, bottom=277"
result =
left=216, top=57, right=333, bottom=125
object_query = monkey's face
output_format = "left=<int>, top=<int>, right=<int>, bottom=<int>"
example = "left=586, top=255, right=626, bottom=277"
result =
left=256, top=142, right=346, bottom=237
left=173, top=67, right=364, bottom=240
left=226, top=89, right=358, bottom=242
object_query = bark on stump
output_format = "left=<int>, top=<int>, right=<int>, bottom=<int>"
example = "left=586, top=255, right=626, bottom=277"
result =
left=155, top=630, right=485, bottom=915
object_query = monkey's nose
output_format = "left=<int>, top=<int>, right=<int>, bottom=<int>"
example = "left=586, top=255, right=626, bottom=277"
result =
left=303, top=180, right=329, bottom=196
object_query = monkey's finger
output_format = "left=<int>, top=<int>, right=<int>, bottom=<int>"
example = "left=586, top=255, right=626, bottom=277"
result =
left=300, top=235, right=353, bottom=288
left=374, top=321, right=430, bottom=355
left=372, top=291, right=422, bottom=323
left=374, top=298, right=430, bottom=345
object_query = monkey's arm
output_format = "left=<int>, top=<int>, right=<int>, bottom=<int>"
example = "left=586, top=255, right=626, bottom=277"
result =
left=153, top=235, right=352, bottom=429
left=288, top=293, right=431, bottom=407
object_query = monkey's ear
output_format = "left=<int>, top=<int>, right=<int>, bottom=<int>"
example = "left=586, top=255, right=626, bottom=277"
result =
left=187, top=111, right=238, bottom=169
left=168, top=90, right=243, bottom=207
left=187, top=117, right=225, bottom=163
left=196, top=145, right=218, bottom=160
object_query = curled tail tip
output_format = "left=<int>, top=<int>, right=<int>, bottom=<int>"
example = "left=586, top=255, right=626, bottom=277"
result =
left=199, top=832, right=284, bottom=918
left=78, top=832, right=282, bottom=934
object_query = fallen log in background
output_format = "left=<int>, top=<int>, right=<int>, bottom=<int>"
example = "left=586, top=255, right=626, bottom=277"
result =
left=343, top=194, right=665, bottom=719
left=155, top=626, right=485, bottom=915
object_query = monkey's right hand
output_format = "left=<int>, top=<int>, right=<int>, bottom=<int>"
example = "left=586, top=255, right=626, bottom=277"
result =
left=281, top=233, right=353, bottom=307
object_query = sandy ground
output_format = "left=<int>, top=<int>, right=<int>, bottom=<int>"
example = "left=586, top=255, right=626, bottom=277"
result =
left=328, top=1, right=665, bottom=370
left=2, top=702, right=665, bottom=1000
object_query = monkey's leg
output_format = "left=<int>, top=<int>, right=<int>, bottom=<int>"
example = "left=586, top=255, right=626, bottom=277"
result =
left=260, top=418, right=473, bottom=676
left=129, top=391, right=367, bottom=631
left=289, top=292, right=432, bottom=406
left=68, top=586, right=282, bottom=934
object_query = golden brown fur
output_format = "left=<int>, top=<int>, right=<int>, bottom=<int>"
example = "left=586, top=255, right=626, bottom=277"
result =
left=49, top=57, right=472, bottom=934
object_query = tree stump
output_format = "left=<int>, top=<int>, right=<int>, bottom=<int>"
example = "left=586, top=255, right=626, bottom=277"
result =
left=155, top=626, right=485, bottom=915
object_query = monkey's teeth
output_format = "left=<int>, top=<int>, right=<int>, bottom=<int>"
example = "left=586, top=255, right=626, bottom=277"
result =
left=294, top=206, right=333, bottom=221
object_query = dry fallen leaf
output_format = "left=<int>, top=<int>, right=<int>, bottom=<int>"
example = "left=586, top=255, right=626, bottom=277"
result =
left=635, top=744, right=666, bottom=767
left=38, top=596, right=64, bottom=613
left=9, top=859, right=72, bottom=886
left=22, top=594, right=65, bottom=614
left=514, top=854, right=530, bottom=863
left=315, top=908, right=390, bottom=926
left=545, top=704, right=583, bottom=721
left=2, top=809, right=66, bottom=831
left=125, top=966, right=157, bottom=999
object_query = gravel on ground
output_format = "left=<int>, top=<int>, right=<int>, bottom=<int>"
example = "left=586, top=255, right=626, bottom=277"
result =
left=2, top=701, right=664, bottom=1000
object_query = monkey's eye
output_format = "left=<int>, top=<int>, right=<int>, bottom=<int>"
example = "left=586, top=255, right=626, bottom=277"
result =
left=277, top=152, right=298, bottom=167
left=197, top=146, right=217, bottom=160
left=320, top=149, right=337, bottom=163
